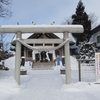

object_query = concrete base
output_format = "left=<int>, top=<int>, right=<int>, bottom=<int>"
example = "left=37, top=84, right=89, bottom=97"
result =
left=20, top=70, right=27, bottom=75
left=60, top=69, right=65, bottom=74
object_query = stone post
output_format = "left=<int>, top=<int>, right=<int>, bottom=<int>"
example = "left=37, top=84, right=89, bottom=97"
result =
left=14, top=31, right=21, bottom=85
left=64, top=32, right=71, bottom=84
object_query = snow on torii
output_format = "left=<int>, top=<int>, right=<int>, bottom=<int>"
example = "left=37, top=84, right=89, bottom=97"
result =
left=0, top=24, right=84, bottom=85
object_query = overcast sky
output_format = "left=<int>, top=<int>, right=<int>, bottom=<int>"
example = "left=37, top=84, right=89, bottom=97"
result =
left=0, top=0, right=100, bottom=43
left=0, top=0, right=100, bottom=26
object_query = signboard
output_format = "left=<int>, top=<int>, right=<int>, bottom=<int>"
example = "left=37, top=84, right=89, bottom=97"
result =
left=95, top=53, right=100, bottom=76
left=81, top=62, right=96, bottom=82
left=95, top=53, right=100, bottom=80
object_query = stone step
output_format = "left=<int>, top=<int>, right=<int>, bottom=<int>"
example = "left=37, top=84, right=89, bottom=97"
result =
left=32, top=62, right=55, bottom=70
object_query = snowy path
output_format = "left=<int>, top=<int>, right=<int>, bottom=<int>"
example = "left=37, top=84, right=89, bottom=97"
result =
left=5, top=70, right=100, bottom=100
left=13, top=70, right=65, bottom=100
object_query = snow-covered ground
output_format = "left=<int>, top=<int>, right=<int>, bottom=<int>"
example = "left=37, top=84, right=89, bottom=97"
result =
left=0, top=56, right=100, bottom=100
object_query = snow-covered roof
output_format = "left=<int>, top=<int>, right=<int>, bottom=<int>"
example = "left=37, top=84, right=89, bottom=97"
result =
left=54, top=33, right=76, bottom=43
left=13, top=33, right=76, bottom=43
left=13, top=33, right=33, bottom=40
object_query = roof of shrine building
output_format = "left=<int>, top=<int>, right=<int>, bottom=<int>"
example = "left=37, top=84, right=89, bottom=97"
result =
left=91, top=24, right=100, bottom=35
left=12, top=32, right=76, bottom=43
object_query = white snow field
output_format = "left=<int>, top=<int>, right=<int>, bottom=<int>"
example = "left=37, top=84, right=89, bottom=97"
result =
left=0, top=56, right=100, bottom=100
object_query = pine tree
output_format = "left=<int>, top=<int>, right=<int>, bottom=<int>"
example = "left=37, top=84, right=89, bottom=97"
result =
left=72, top=0, right=91, bottom=45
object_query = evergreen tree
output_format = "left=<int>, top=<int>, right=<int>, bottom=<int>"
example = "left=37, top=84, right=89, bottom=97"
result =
left=72, top=0, right=91, bottom=45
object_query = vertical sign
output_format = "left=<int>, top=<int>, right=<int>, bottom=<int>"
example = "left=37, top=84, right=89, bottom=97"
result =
left=95, top=53, right=100, bottom=76
left=81, top=61, right=96, bottom=82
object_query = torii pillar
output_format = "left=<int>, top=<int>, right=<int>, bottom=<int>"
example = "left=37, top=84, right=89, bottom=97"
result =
left=14, top=31, right=22, bottom=85
left=64, top=32, right=71, bottom=84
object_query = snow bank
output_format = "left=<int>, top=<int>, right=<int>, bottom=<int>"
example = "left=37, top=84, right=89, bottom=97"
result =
left=70, top=56, right=78, bottom=70
left=0, top=56, right=100, bottom=100
left=5, top=56, right=15, bottom=68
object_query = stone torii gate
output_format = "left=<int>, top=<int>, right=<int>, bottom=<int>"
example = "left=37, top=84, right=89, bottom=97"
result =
left=0, top=25, right=84, bottom=85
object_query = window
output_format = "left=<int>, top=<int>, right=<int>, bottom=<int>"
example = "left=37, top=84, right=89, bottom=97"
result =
left=97, top=36, right=100, bottom=43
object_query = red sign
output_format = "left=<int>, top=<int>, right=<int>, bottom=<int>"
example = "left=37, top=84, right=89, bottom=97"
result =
left=95, top=53, right=100, bottom=76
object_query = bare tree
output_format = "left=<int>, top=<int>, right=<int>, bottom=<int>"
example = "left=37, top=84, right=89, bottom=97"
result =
left=61, top=17, right=72, bottom=25
left=62, top=13, right=98, bottom=30
left=0, top=0, right=13, bottom=60
left=0, top=0, right=12, bottom=18
left=0, top=33, right=13, bottom=60
left=0, top=0, right=12, bottom=50
left=88, top=13, right=99, bottom=29
left=0, top=33, right=11, bottom=51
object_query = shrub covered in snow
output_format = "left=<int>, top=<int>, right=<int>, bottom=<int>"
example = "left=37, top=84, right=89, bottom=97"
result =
left=78, top=41, right=97, bottom=59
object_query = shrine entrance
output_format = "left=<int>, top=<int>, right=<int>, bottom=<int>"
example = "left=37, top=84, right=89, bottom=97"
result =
left=0, top=24, right=84, bottom=85
left=40, top=51, right=48, bottom=62
left=35, top=51, right=51, bottom=62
